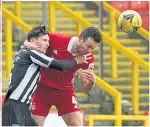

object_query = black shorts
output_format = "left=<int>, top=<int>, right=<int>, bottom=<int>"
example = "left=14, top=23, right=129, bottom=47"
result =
left=2, top=99, right=37, bottom=126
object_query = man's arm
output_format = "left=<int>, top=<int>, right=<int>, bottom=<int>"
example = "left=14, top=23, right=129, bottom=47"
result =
left=80, top=69, right=96, bottom=94
left=51, top=54, right=92, bottom=70
left=29, top=50, right=91, bottom=70
left=50, top=59, right=76, bottom=70
left=24, top=41, right=44, bottom=53
left=79, top=55, right=95, bottom=94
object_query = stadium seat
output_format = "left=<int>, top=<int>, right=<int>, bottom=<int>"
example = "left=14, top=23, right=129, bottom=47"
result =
left=0, top=95, right=5, bottom=108
left=2, top=95, right=5, bottom=105
left=142, top=15, right=149, bottom=30
left=111, top=2, right=124, bottom=11
left=130, top=2, right=142, bottom=11
left=111, top=1, right=130, bottom=12
left=122, top=2, right=130, bottom=11
left=143, top=111, right=149, bottom=115
left=130, top=1, right=149, bottom=12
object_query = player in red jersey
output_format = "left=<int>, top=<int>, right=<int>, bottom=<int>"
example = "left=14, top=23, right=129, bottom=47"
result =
left=26, top=26, right=102, bottom=126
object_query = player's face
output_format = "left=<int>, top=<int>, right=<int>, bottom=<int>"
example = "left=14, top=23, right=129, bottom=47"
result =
left=77, top=37, right=97, bottom=55
left=35, top=34, right=50, bottom=54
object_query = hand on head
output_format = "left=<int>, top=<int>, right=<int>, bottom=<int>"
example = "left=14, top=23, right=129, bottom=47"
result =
left=24, top=40, right=45, bottom=54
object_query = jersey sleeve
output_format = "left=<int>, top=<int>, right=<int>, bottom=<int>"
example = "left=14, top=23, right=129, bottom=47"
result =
left=50, top=59, right=77, bottom=70
left=30, top=50, right=54, bottom=68
left=30, top=50, right=78, bottom=70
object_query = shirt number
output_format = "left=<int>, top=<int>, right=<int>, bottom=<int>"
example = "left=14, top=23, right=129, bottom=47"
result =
left=72, top=96, right=78, bottom=109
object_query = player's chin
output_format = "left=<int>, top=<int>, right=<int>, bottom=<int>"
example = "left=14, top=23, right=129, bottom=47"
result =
left=43, top=49, right=47, bottom=54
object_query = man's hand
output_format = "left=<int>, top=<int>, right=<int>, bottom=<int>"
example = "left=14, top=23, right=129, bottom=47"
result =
left=24, top=40, right=45, bottom=54
left=74, top=53, right=92, bottom=64
left=80, top=69, right=96, bottom=94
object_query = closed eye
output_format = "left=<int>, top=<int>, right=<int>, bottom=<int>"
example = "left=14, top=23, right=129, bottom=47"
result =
left=88, top=45, right=94, bottom=49
left=43, top=39, right=49, bottom=42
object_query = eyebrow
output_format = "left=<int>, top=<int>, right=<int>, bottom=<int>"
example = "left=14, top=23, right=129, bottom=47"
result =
left=88, top=44, right=94, bottom=49
left=43, top=38, right=49, bottom=41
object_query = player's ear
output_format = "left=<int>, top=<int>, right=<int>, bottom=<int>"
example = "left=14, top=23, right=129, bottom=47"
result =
left=30, top=38, right=36, bottom=43
left=79, top=36, right=84, bottom=43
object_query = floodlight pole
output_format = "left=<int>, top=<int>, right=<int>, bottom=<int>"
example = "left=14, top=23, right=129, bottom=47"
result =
left=42, top=1, right=47, bottom=25
left=98, top=1, right=103, bottom=78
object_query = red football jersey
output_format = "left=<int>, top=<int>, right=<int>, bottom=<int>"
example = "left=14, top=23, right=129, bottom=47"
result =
left=39, top=32, right=95, bottom=90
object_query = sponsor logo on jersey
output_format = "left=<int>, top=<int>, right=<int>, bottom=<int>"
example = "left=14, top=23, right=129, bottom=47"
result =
left=53, top=50, right=58, bottom=55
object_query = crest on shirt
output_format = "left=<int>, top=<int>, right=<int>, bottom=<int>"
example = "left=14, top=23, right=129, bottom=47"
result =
left=88, top=63, right=94, bottom=70
left=53, top=49, right=58, bottom=55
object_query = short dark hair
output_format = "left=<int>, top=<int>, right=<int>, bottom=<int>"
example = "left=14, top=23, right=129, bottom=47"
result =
left=27, top=25, right=49, bottom=41
left=80, top=26, right=102, bottom=43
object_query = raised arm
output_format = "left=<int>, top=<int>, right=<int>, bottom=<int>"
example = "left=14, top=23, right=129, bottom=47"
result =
left=30, top=50, right=91, bottom=70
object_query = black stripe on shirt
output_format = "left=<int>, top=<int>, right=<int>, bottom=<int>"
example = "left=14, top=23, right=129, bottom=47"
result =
left=18, top=67, right=40, bottom=101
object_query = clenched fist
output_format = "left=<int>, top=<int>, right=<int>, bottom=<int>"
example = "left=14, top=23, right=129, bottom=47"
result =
left=80, top=69, right=96, bottom=94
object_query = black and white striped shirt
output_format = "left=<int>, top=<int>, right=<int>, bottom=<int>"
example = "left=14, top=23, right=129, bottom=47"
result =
left=5, top=46, right=77, bottom=104
left=6, top=46, right=54, bottom=104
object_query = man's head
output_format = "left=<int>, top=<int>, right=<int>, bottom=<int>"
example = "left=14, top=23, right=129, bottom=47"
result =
left=27, top=25, right=49, bottom=54
left=76, top=26, right=102, bottom=55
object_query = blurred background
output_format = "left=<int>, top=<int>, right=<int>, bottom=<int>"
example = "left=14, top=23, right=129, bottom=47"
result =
left=2, top=1, right=149, bottom=126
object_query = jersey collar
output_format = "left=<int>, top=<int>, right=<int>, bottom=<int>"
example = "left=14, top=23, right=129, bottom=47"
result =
left=67, top=36, right=78, bottom=56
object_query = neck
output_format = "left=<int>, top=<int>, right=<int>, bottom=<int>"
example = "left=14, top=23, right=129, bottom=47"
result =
left=71, top=38, right=79, bottom=55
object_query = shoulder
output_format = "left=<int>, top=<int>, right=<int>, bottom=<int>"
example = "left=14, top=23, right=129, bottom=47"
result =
left=49, top=32, right=72, bottom=39
left=13, top=49, right=32, bottom=63
left=18, top=48, right=31, bottom=57
left=49, top=32, right=72, bottom=48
